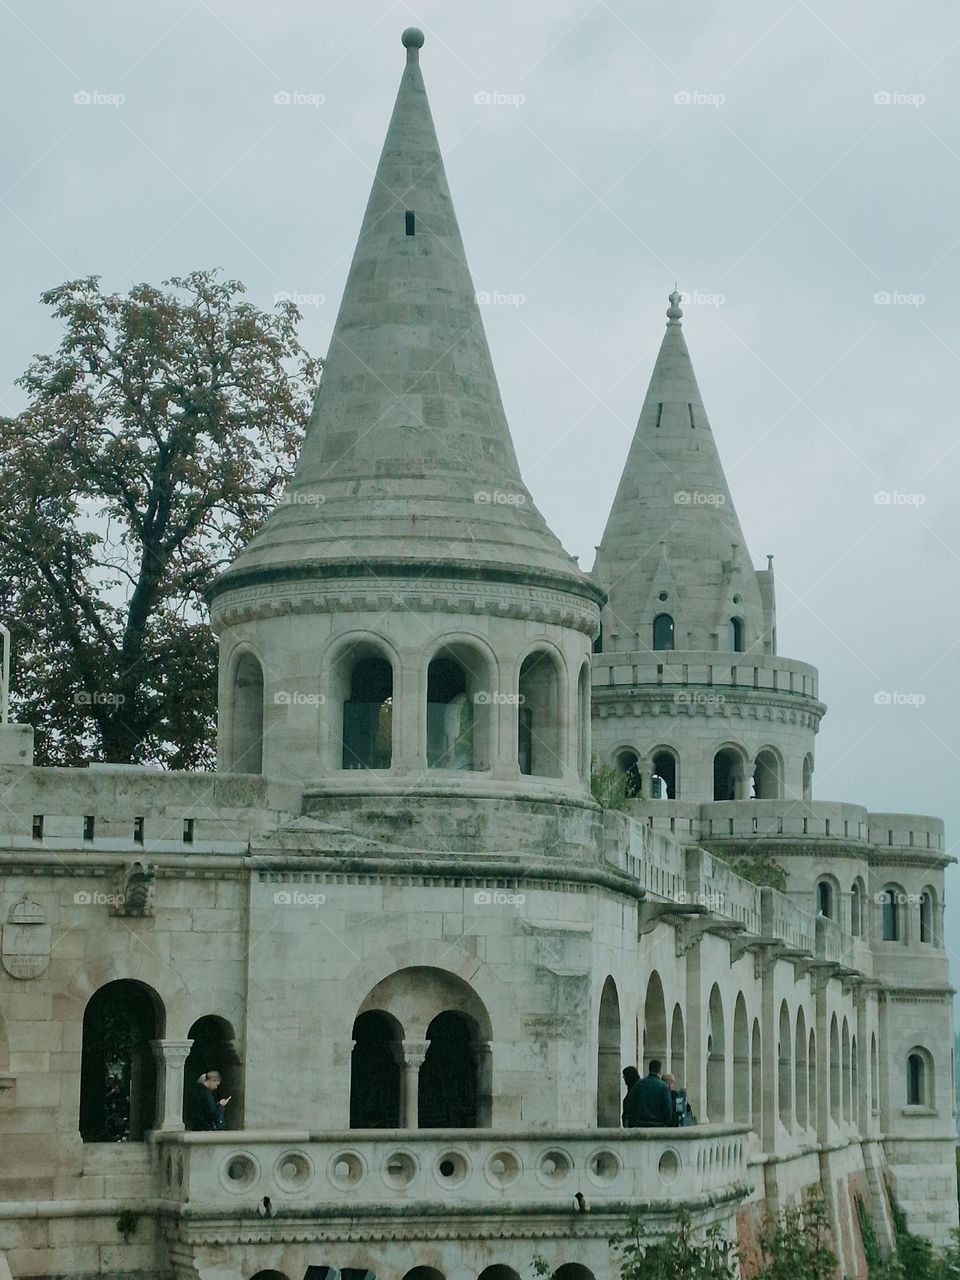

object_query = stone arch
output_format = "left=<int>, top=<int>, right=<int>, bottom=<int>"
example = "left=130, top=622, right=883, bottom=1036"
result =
left=919, top=886, right=937, bottom=945
left=852, top=1034, right=860, bottom=1125
left=79, top=979, right=165, bottom=1142
left=419, top=1010, right=483, bottom=1128
left=652, top=613, right=675, bottom=651
left=871, top=1032, right=879, bottom=1113
left=403, top=1270, right=445, bottom=1280
left=670, top=1004, right=685, bottom=1080
left=326, top=632, right=399, bottom=771
left=613, top=746, right=643, bottom=798
left=712, top=743, right=749, bottom=801
left=850, top=876, right=866, bottom=936
left=751, top=1018, right=762, bottom=1136
left=816, top=874, right=840, bottom=921
left=650, top=745, right=679, bottom=800
left=733, top=994, right=749, bottom=1122
left=795, top=1007, right=808, bottom=1129
left=802, top=753, right=814, bottom=800
left=642, top=971, right=668, bottom=1068
left=907, top=1046, right=934, bottom=1107
left=553, top=1267, right=597, bottom=1280
left=226, top=647, right=264, bottom=774
left=597, top=976, right=622, bottom=1126
left=841, top=1018, right=852, bottom=1121
left=517, top=645, right=566, bottom=778
left=479, top=1266, right=522, bottom=1279
left=777, top=1000, right=792, bottom=1131
left=808, top=1027, right=817, bottom=1123
left=706, top=984, right=726, bottom=1122
left=577, top=661, right=591, bottom=781
left=829, top=1014, right=840, bottom=1123
left=350, top=1009, right=403, bottom=1128
left=249, top=1272, right=291, bottom=1280
left=752, top=746, right=783, bottom=799
left=424, top=633, right=497, bottom=772
left=183, top=1014, right=242, bottom=1128
left=879, top=884, right=907, bottom=942
left=66, top=953, right=190, bottom=1039
left=727, top=616, right=745, bottom=652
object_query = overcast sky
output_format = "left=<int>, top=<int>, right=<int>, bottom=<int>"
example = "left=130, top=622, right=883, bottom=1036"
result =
left=2, top=1, right=959, bottom=991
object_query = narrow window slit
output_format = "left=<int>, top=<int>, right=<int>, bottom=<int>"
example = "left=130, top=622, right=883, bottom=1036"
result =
left=405, top=210, right=415, bottom=235
left=655, top=402, right=663, bottom=429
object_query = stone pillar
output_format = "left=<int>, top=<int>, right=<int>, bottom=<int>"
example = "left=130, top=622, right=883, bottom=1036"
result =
left=683, top=938, right=704, bottom=1119
left=151, top=1039, right=194, bottom=1133
left=397, top=1038, right=429, bottom=1129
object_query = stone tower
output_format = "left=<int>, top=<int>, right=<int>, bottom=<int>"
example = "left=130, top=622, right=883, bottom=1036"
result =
left=592, top=292, right=824, bottom=807
left=209, top=28, right=603, bottom=820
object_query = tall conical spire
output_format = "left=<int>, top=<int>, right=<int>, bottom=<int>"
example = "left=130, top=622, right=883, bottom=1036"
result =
left=216, top=29, right=596, bottom=600
left=593, top=292, right=768, bottom=652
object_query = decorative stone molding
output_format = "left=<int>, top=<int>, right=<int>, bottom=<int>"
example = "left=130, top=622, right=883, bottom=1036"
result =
left=0, top=897, right=50, bottom=979
left=112, top=859, right=158, bottom=917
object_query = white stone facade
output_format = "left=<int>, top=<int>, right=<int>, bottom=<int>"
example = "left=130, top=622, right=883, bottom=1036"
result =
left=0, top=25, right=956, bottom=1280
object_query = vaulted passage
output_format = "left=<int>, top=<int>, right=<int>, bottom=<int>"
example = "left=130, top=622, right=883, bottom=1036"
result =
left=597, top=976, right=621, bottom=1125
left=79, top=980, right=164, bottom=1142
left=350, top=1011, right=402, bottom=1128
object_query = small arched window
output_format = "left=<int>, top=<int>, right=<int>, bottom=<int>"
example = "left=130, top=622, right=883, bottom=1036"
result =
left=907, top=1051, right=929, bottom=1107
left=651, top=748, right=678, bottom=800
left=615, top=749, right=642, bottom=798
left=881, top=888, right=900, bottom=942
left=342, top=654, right=394, bottom=769
left=713, top=747, right=743, bottom=801
left=727, top=617, right=744, bottom=652
left=850, top=879, right=866, bottom=936
left=652, top=613, right=675, bottom=651
left=802, top=754, right=813, bottom=801
left=919, top=891, right=934, bottom=944
left=229, top=652, right=264, bottom=774
left=816, top=880, right=833, bottom=919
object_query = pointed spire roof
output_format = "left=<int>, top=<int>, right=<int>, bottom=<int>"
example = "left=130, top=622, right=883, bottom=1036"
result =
left=593, top=292, right=765, bottom=650
left=215, top=29, right=599, bottom=604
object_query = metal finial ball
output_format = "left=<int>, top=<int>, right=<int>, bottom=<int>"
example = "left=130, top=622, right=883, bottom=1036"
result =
left=667, top=289, right=683, bottom=320
left=402, top=27, right=425, bottom=49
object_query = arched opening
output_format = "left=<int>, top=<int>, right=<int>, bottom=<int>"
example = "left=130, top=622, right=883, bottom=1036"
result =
left=419, top=1011, right=480, bottom=1128
left=651, top=748, right=678, bottom=800
left=802, top=754, right=813, bottom=800
left=852, top=1034, right=859, bottom=1126
left=350, top=1010, right=402, bottom=1128
left=670, top=1004, right=685, bottom=1081
left=250, top=1272, right=291, bottom=1280
left=841, top=1019, right=852, bottom=1122
left=706, top=984, right=725, bottom=1122
left=727, top=617, right=744, bottom=652
left=808, top=1028, right=817, bottom=1125
left=907, top=1049, right=932, bottom=1107
left=79, top=980, right=164, bottom=1142
left=733, top=995, right=749, bottom=1122
left=552, top=1268, right=597, bottom=1280
left=518, top=650, right=562, bottom=778
left=597, top=976, right=621, bottom=1126
left=871, top=1033, right=879, bottom=1113
left=652, top=613, right=674, bottom=651
left=402, top=1270, right=445, bottom=1280
left=751, top=1019, right=762, bottom=1136
left=337, top=646, right=394, bottom=769
left=919, top=889, right=935, bottom=944
left=851, top=878, right=866, bottom=936
left=829, top=1015, right=840, bottom=1123
left=777, top=1001, right=792, bottom=1131
left=614, top=749, right=643, bottom=799
left=795, top=1008, right=808, bottom=1129
left=426, top=644, right=491, bottom=771
left=816, top=879, right=835, bottom=920
left=713, top=747, right=744, bottom=801
left=642, top=972, right=668, bottom=1069
left=881, top=887, right=900, bottom=941
left=183, top=1015, right=242, bottom=1129
left=578, top=663, right=591, bottom=781
left=479, top=1266, right=522, bottom=1279
left=229, top=651, right=264, bottom=774
left=752, top=748, right=782, bottom=800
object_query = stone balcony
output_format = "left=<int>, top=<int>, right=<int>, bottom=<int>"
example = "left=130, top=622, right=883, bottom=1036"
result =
left=154, top=1126, right=752, bottom=1217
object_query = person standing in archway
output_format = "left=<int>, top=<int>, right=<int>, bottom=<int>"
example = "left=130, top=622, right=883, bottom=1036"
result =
left=623, top=1059, right=674, bottom=1127
left=187, top=1071, right=230, bottom=1131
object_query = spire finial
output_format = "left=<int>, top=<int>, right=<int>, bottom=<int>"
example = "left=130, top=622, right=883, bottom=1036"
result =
left=666, top=287, right=683, bottom=325
left=402, top=27, right=425, bottom=62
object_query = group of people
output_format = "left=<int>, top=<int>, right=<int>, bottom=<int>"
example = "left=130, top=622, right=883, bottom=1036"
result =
left=621, top=1059, right=696, bottom=1128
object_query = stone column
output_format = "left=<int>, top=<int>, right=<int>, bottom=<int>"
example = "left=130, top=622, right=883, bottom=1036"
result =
left=151, top=1039, right=194, bottom=1133
left=396, top=1038, right=430, bottom=1129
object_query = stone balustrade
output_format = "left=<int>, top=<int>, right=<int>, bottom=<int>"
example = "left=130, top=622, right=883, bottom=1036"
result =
left=155, top=1126, right=751, bottom=1212
left=592, top=650, right=820, bottom=701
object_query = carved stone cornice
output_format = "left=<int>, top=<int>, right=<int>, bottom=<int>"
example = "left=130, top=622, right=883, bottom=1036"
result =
left=211, top=575, right=600, bottom=637
left=593, top=686, right=825, bottom=729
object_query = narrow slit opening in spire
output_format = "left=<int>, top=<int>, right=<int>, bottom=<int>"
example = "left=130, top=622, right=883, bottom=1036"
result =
left=688, top=403, right=695, bottom=428
left=405, top=210, right=416, bottom=235
left=655, top=402, right=663, bottom=429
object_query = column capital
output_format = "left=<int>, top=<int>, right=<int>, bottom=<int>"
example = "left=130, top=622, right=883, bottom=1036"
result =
left=398, top=1037, right=431, bottom=1068
left=150, top=1038, right=194, bottom=1065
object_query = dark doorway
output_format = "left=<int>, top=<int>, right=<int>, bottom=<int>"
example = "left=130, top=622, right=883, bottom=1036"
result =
left=418, top=1011, right=478, bottom=1128
left=183, top=1015, right=242, bottom=1128
left=342, top=656, right=393, bottom=769
left=350, top=1011, right=402, bottom=1128
left=79, top=980, right=163, bottom=1141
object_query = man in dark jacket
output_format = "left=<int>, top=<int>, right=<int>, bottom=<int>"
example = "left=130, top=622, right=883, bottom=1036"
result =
left=623, top=1059, right=674, bottom=1127
left=621, top=1065, right=640, bottom=1126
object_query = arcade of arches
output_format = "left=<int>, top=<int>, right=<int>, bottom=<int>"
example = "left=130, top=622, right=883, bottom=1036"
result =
left=249, top=1267, right=593, bottom=1279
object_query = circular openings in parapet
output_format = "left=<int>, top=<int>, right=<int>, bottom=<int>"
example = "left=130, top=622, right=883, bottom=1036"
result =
left=586, top=1149, right=621, bottom=1185
left=484, top=1149, right=521, bottom=1188
left=383, top=1150, right=418, bottom=1188
left=275, top=1150, right=314, bottom=1192
left=658, top=1148, right=681, bottom=1185
left=537, top=1149, right=573, bottom=1187
left=328, top=1150, right=366, bottom=1189
left=434, top=1149, right=470, bottom=1186
left=733, top=594, right=742, bottom=604
left=220, top=1152, right=259, bottom=1192
left=659, top=592, right=669, bottom=601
